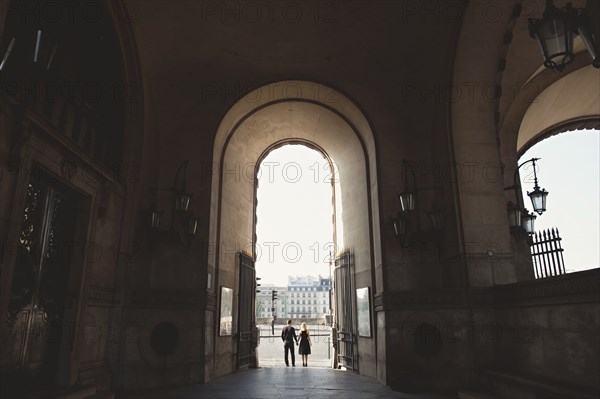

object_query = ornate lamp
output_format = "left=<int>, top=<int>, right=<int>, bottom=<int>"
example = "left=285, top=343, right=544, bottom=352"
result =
left=175, top=192, right=192, bottom=212
left=394, top=159, right=446, bottom=238
left=186, top=216, right=200, bottom=236
left=393, top=215, right=406, bottom=236
left=149, top=160, right=199, bottom=247
left=521, top=210, right=537, bottom=235
left=398, top=160, right=416, bottom=212
left=526, top=158, right=549, bottom=215
left=505, top=158, right=549, bottom=239
left=398, top=191, right=415, bottom=212
left=528, top=185, right=549, bottom=215
left=150, top=209, right=163, bottom=229
left=426, top=208, right=444, bottom=231
left=506, top=201, right=522, bottom=228
left=529, top=0, right=600, bottom=70
left=578, top=3, right=600, bottom=68
left=528, top=1, right=577, bottom=71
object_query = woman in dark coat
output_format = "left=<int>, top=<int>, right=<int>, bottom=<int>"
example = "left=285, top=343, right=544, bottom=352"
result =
left=298, top=322, right=312, bottom=366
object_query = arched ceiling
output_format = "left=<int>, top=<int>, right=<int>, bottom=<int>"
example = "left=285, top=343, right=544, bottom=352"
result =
left=499, top=0, right=591, bottom=128
left=126, top=1, right=463, bottom=151
left=496, top=0, right=599, bottom=163
left=518, top=65, right=600, bottom=151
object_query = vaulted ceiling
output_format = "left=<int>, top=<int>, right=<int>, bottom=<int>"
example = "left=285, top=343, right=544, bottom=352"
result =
left=128, top=1, right=464, bottom=158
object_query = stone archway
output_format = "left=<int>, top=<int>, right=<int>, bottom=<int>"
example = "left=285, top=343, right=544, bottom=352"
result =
left=207, top=81, right=383, bottom=382
left=451, top=0, right=600, bottom=286
left=511, top=66, right=600, bottom=279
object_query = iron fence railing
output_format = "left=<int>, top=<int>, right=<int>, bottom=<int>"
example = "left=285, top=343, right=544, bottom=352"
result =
left=530, top=228, right=566, bottom=279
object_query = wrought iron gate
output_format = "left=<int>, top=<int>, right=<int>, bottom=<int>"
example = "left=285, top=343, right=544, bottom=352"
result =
left=334, top=252, right=357, bottom=370
left=236, top=252, right=255, bottom=369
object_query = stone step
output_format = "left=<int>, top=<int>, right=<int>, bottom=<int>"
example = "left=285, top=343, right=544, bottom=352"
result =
left=56, top=385, right=97, bottom=399
left=89, top=392, right=114, bottom=399
left=485, top=369, right=598, bottom=399
left=458, top=390, right=495, bottom=399
left=54, top=385, right=114, bottom=399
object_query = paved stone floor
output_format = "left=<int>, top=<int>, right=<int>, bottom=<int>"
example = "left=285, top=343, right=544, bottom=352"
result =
left=117, top=367, right=452, bottom=399
left=257, top=325, right=334, bottom=368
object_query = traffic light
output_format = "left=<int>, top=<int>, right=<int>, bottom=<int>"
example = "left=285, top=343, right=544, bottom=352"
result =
left=256, top=277, right=261, bottom=293
left=271, top=290, right=278, bottom=301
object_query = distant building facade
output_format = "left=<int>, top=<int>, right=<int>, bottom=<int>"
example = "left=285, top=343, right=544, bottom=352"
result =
left=256, top=284, right=286, bottom=319
left=257, top=276, right=332, bottom=322
left=287, top=275, right=332, bottom=320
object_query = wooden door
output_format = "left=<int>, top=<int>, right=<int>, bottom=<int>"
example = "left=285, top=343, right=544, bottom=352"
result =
left=2, top=166, right=82, bottom=392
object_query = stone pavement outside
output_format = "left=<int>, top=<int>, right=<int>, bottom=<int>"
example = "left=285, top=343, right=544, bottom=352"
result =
left=257, top=326, right=333, bottom=368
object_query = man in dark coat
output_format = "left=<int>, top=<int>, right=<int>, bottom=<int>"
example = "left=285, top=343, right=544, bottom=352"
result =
left=281, top=319, right=298, bottom=366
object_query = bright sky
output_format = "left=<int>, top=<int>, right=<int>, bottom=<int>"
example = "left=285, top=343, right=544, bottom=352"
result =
left=519, top=129, right=599, bottom=272
left=256, top=130, right=599, bottom=284
left=255, top=145, right=335, bottom=286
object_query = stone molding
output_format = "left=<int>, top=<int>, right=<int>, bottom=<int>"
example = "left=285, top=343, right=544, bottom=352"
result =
left=88, top=284, right=121, bottom=305
left=492, top=269, right=600, bottom=306
left=374, top=289, right=464, bottom=311
left=130, top=290, right=203, bottom=308
left=206, top=293, right=217, bottom=311
left=374, top=269, right=599, bottom=311
left=373, top=292, right=384, bottom=312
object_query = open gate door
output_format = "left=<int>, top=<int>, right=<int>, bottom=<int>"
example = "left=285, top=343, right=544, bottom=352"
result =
left=334, top=252, right=357, bottom=370
left=236, top=252, right=255, bottom=369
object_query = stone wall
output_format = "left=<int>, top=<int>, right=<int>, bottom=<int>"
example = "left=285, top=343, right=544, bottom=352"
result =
left=489, top=269, right=600, bottom=398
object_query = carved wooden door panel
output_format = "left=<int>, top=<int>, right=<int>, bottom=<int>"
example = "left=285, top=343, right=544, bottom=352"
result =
left=3, top=167, right=80, bottom=388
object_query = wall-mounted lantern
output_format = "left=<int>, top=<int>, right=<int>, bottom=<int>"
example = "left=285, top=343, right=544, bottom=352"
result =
left=393, top=214, right=406, bottom=237
left=394, top=160, right=444, bottom=239
left=505, top=158, right=549, bottom=241
left=398, top=191, right=416, bottom=212
left=426, top=208, right=445, bottom=231
left=529, top=0, right=600, bottom=71
left=148, top=160, right=199, bottom=247
left=506, top=201, right=522, bottom=228
left=521, top=210, right=537, bottom=235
